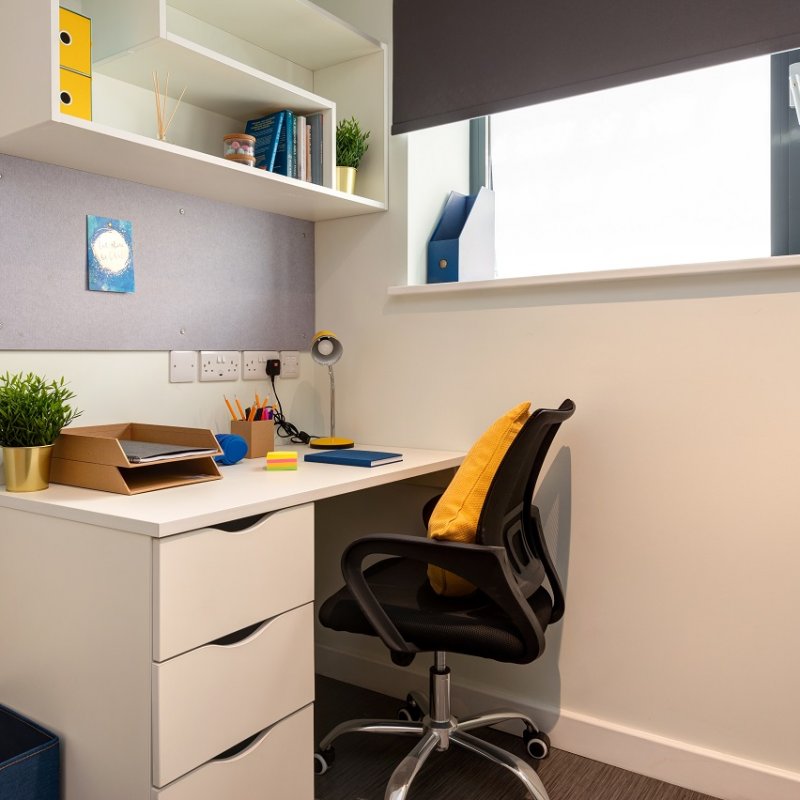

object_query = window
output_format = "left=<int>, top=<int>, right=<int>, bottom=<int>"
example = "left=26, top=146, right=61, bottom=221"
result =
left=485, top=56, right=772, bottom=279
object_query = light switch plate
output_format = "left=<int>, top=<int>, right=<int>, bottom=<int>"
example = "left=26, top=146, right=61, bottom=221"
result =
left=169, top=350, right=197, bottom=383
left=280, top=350, right=300, bottom=378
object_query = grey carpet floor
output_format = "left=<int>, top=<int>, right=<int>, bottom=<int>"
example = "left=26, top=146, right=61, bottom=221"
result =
left=314, top=676, right=721, bottom=800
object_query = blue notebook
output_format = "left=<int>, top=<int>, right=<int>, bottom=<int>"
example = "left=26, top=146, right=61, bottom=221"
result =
left=304, top=449, right=403, bottom=467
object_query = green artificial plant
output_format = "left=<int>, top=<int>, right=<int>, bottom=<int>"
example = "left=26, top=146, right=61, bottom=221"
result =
left=0, top=372, right=82, bottom=447
left=336, top=115, right=371, bottom=169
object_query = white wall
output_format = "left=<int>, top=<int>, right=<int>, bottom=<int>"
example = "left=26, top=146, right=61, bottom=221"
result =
left=312, top=1, right=800, bottom=798
left=0, top=351, right=317, bottom=452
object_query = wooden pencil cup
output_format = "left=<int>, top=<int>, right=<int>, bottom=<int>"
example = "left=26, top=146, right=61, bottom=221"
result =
left=231, top=420, right=275, bottom=459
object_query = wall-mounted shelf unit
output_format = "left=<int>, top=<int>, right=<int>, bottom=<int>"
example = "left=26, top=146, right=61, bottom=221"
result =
left=0, top=0, right=387, bottom=222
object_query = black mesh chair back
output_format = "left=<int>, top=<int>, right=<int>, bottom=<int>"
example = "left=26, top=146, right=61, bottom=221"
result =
left=477, top=399, right=575, bottom=624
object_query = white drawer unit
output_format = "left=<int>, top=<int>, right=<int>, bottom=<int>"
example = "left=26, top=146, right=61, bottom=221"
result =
left=152, top=703, right=313, bottom=800
left=0, top=502, right=317, bottom=799
left=153, top=504, right=314, bottom=661
left=152, top=602, right=314, bottom=787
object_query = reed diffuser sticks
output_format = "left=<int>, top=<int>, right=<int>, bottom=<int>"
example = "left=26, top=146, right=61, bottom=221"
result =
left=152, top=71, right=187, bottom=142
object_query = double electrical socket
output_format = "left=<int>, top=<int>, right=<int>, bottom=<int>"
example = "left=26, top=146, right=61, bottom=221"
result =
left=242, top=350, right=300, bottom=379
left=242, top=351, right=279, bottom=381
left=199, top=351, right=241, bottom=382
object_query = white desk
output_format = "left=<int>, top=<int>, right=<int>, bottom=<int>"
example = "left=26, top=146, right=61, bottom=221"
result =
left=0, top=444, right=463, bottom=800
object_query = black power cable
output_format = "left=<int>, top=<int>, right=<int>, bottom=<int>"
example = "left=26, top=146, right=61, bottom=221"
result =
left=269, top=375, right=318, bottom=445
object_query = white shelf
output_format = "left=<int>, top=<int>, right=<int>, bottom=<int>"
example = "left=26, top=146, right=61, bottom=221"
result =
left=0, top=117, right=385, bottom=222
left=168, top=0, right=383, bottom=71
left=96, top=33, right=335, bottom=120
left=0, top=0, right=387, bottom=221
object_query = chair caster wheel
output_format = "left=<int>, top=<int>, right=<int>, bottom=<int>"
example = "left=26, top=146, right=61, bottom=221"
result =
left=523, top=729, right=550, bottom=760
left=397, top=693, right=424, bottom=722
left=314, top=747, right=335, bottom=775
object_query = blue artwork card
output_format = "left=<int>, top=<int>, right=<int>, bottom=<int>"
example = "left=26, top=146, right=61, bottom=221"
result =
left=87, top=215, right=135, bottom=293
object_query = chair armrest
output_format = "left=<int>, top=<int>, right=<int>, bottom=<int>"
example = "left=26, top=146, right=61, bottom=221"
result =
left=341, top=534, right=547, bottom=658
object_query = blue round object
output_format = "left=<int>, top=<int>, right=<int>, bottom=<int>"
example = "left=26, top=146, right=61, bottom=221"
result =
left=215, top=433, right=248, bottom=466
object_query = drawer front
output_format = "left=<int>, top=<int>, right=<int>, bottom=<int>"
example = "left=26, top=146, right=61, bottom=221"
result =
left=152, top=602, right=314, bottom=788
left=58, top=7, right=91, bottom=76
left=58, top=68, right=91, bottom=121
left=153, top=503, right=314, bottom=661
left=152, top=704, right=313, bottom=800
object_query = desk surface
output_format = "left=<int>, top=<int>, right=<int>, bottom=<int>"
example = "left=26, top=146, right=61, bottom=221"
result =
left=0, top=444, right=464, bottom=537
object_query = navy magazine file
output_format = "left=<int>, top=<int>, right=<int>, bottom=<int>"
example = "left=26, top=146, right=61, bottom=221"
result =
left=427, top=186, right=495, bottom=283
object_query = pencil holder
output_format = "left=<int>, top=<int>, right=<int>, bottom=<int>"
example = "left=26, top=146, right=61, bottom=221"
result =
left=230, top=420, right=275, bottom=459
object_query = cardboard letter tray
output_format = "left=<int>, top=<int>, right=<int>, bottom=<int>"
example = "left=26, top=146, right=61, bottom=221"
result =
left=51, top=423, right=222, bottom=494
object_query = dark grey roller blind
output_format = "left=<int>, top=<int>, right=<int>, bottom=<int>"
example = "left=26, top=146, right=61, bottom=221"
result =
left=393, top=0, right=800, bottom=134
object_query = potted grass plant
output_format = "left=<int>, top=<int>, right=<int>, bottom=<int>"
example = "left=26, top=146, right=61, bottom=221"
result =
left=335, top=115, right=370, bottom=194
left=0, top=372, right=82, bottom=491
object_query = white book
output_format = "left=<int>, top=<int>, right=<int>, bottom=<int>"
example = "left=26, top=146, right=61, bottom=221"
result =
left=296, top=116, right=307, bottom=181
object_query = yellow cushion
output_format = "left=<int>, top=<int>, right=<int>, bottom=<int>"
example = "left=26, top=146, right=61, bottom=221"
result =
left=427, top=401, right=531, bottom=596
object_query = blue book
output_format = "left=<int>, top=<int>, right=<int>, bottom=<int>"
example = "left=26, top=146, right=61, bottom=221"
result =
left=304, top=449, right=403, bottom=467
left=273, top=110, right=296, bottom=177
left=245, top=111, right=285, bottom=171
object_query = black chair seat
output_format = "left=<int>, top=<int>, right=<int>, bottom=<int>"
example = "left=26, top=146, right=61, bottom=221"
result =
left=318, top=556, right=554, bottom=662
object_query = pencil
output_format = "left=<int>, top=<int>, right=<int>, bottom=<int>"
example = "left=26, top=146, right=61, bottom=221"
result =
left=223, top=395, right=237, bottom=421
left=235, top=396, right=246, bottom=420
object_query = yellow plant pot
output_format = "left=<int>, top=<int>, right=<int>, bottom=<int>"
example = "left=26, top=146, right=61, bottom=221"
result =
left=336, top=166, right=357, bottom=194
left=2, top=444, right=54, bottom=492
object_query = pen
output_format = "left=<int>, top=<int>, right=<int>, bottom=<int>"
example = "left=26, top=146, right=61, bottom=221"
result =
left=223, top=395, right=237, bottom=421
left=235, top=396, right=246, bottom=420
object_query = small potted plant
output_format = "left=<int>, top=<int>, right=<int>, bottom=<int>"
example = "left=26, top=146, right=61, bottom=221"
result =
left=335, top=115, right=370, bottom=194
left=0, top=372, right=82, bottom=492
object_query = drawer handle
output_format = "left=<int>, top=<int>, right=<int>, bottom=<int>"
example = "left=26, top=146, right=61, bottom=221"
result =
left=209, top=512, right=270, bottom=533
left=213, top=728, right=267, bottom=761
left=207, top=616, right=273, bottom=647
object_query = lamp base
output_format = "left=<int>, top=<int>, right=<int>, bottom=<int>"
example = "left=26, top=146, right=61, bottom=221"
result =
left=309, top=437, right=354, bottom=450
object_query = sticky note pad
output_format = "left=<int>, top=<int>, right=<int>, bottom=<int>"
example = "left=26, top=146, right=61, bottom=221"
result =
left=265, top=451, right=298, bottom=470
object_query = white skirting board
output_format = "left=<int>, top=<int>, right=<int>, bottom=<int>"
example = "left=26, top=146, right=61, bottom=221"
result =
left=315, top=645, right=800, bottom=800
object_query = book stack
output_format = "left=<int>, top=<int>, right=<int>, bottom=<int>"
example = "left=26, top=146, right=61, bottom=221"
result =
left=246, top=110, right=324, bottom=184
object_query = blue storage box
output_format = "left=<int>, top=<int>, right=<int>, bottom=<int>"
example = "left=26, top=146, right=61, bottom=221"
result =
left=0, top=705, right=59, bottom=800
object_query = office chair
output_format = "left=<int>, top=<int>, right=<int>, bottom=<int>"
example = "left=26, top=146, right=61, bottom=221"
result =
left=314, top=399, right=575, bottom=800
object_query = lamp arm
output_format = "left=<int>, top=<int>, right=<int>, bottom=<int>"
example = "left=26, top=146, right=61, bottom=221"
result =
left=328, top=364, right=335, bottom=439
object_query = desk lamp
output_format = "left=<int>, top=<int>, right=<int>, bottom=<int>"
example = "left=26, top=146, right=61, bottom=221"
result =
left=309, top=330, right=354, bottom=450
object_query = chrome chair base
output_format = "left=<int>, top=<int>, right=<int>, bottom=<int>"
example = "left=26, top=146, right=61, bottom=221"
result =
left=315, top=653, right=551, bottom=800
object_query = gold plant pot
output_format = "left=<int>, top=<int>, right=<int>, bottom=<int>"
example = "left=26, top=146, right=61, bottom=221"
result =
left=2, top=444, right=55, bottom=492
left=336, top=166, right=357, bottom=194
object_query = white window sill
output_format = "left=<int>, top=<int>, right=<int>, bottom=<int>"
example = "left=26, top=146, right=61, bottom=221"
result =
left=388, top=255, right=800, bottom=296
